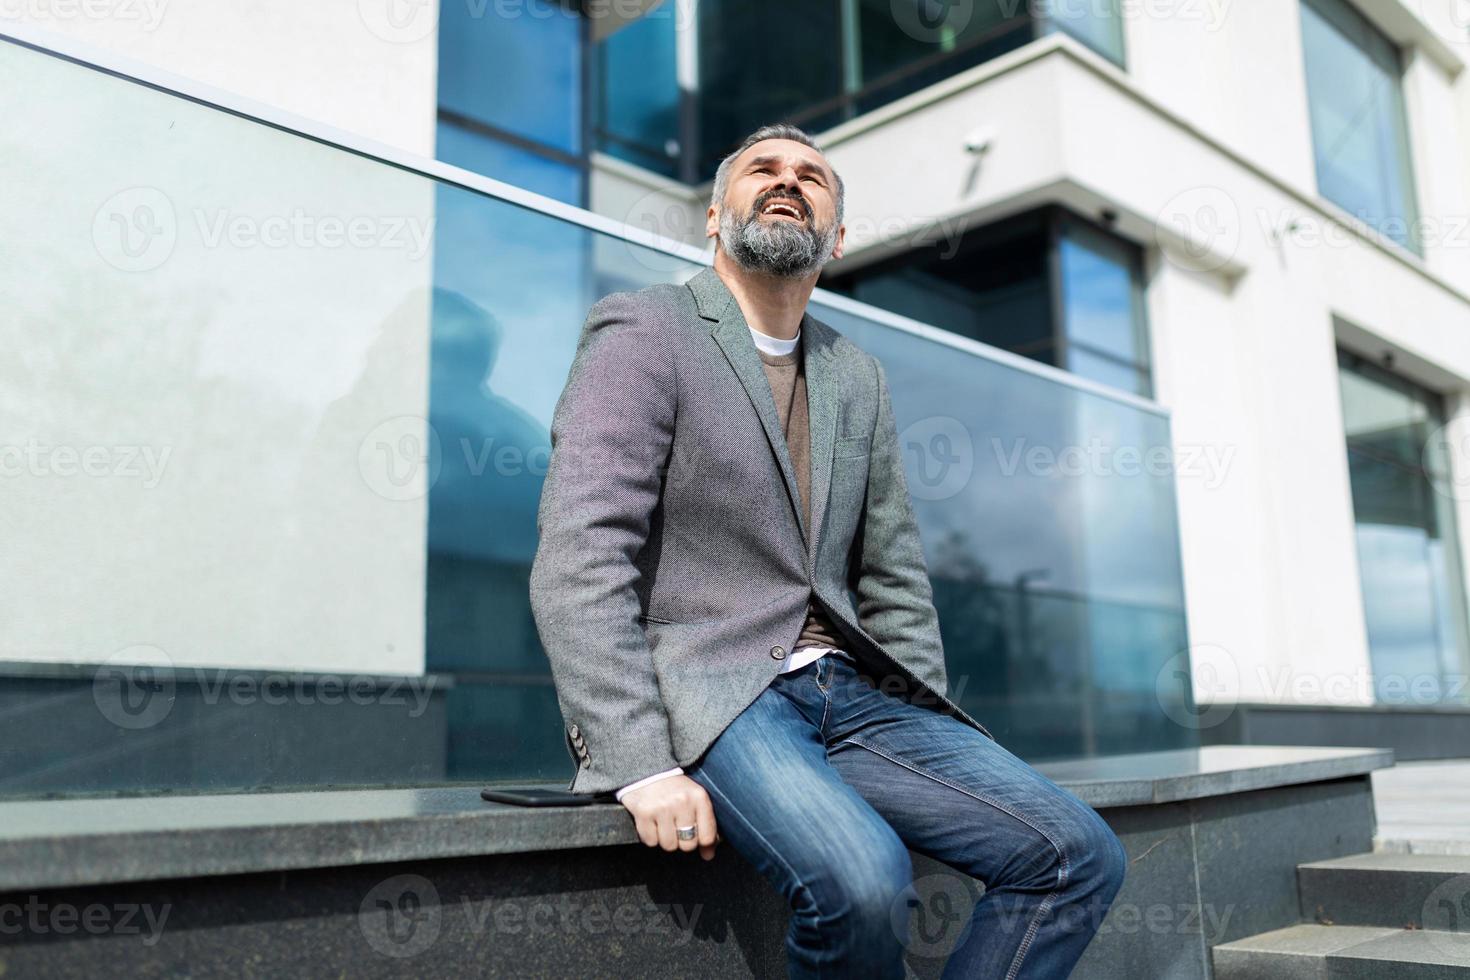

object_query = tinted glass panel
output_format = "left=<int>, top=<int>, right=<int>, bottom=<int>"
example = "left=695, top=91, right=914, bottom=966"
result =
left=1338, top=350, right=1470, bottom=703
left=695, top=0, right=844, bottom=174
left=438, top=0, right=582, bottom=153
left=1039, top=0, right=1126, bottom=65
left=594, top=8, right=680, bottom=177
left=436, top=121, right=583, bottom=204
left=1300, top=0, right=1420, bottom=252
left=0, top=38, right=1195, bottom=798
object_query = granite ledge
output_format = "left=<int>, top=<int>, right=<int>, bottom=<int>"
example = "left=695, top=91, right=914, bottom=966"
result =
left=0, top=745, right=1391, bottom=892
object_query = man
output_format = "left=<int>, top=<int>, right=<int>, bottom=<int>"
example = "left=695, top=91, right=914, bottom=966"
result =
left=529, top=123, right=1126, bottom=978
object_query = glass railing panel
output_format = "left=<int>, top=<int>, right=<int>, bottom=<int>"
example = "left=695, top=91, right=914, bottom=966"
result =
left=0, top=31, right=1194, bottom=798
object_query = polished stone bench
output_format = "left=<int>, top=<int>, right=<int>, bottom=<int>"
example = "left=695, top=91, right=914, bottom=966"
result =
left=0, top=745, right=1392, bottom=979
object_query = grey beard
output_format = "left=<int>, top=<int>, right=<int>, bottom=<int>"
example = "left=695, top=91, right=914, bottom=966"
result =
left=719, top=205, right=838, bottom=279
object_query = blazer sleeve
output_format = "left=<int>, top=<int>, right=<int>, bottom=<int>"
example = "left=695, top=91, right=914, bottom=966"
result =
left=529, top=291, right=681, bottom=794
left=847, top=356, right=950, bottom=697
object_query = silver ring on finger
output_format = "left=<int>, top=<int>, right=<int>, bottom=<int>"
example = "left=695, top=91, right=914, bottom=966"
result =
left=676, top=825, right=698, bottom=841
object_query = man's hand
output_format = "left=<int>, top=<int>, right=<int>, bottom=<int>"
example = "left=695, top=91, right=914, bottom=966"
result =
left=620, top=774, right=719, bottom=860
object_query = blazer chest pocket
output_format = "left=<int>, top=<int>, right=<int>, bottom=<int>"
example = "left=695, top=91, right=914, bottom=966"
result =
left=835, top=435, right=871, bottom=460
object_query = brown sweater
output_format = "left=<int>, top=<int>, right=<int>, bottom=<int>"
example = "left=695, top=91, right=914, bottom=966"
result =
left=756, top=340, right=845, bottom=652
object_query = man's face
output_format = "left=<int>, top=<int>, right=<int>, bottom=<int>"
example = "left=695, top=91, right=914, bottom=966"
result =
left=708, top=138, right=845, bottom=279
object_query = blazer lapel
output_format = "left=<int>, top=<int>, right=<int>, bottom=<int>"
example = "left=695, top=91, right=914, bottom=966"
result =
left=688, top=269, right=843, bottom=566
left=802, top=312, right=838, bottom=567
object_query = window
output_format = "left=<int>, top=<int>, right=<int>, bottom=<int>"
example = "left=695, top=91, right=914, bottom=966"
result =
left=1300, top=0, right=1421, bottom=252
left=1337, top=348, right=1470, bottom=703
left=824, top=209, right=1153, bottom=398
left=595, top=0, right=1126, bottom=182
left=442, top=1, right=1127, bottom=190
left=436, top=0, right=587, bottom=205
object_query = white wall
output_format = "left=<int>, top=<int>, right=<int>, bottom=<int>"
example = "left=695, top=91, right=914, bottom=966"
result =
left=0, top=0, right=439, bottom=155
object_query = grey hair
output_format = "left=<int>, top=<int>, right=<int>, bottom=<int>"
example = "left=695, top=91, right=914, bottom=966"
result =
left=709, top=123, right=845, bottom=226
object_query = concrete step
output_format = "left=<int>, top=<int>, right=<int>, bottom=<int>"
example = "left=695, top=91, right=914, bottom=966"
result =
left=1298, top=852, right=1470, bottom=932
left=1212, top=923, right=1470, bottom=979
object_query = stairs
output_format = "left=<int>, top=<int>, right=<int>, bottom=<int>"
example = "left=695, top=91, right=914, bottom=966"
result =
left=1213, top=853, right=1470, bottom=978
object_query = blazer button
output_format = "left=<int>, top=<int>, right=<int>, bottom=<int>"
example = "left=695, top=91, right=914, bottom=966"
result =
left=569, top=724, right=581, bottom=739
left=580, top=756, right=591, bottom=768
left=770, top=645, right=786, bottom=661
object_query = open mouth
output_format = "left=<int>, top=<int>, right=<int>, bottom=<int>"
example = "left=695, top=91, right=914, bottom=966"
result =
left=759, top=198, right=806, bottom=222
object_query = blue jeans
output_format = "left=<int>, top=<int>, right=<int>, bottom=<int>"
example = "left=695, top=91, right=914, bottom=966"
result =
left=687, top=652, right=1126, bottom=979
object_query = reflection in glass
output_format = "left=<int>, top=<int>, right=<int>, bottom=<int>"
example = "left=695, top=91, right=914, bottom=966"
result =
left=825, top=208, right=1152, bottom=397
left=1300, top=0, right=1420, bottom=252
left=1337, top=349, right=1470, bottom=703
left=436, top=0, right=586, bottom=204
left=816, top=303, right=1192, bottom=759
left=1, top=33, right=1194, bottom=799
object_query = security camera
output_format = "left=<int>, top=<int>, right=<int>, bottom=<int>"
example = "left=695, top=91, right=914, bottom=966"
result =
left=963, top=128, right=995, bottom=155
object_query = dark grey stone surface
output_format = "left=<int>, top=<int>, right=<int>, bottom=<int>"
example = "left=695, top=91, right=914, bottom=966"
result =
left=1298, top=853, right=1470, bottom=932
left=1213, top=924, right=1399, bottom=980
left=0, top=845, right=790, bottom=979
left=1215, top=924, right=1470, bottom=980
left=1074, top=800, right=1207, bottom=980
left=1193, top=778, right=1377, bottom=945
left=0, top=749, right=1394, bottom=978
left=1039, top=745, right=1392, bottom=807
left=0, top=746, right=1393, bottom=892
left=1201, top=702, right=1470, bottom=762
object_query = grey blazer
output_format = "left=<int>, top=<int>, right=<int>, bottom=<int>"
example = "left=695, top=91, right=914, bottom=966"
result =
left=529, top=266, right=993, bottom=794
